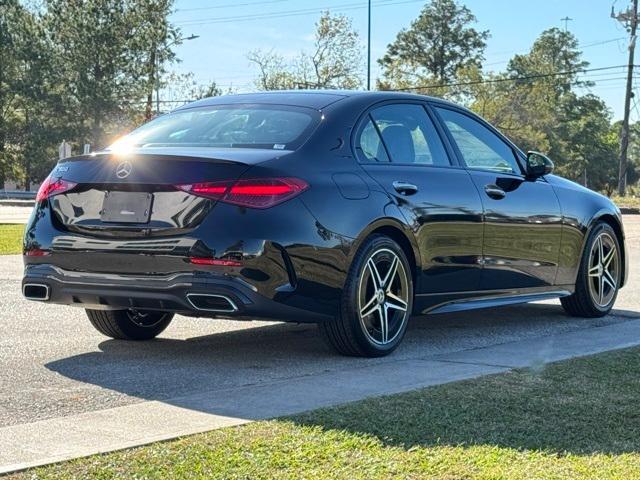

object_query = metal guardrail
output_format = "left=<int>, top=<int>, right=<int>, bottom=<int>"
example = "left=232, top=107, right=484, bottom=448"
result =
left=0, top=190, right=36, bottom=200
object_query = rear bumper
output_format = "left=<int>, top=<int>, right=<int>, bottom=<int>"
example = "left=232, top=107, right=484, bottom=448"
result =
left=22, top=263, right=330, bottom=323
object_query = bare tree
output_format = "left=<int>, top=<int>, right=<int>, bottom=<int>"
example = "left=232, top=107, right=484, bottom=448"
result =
left=248, top=11, right=363, bottom=91
left=247, top=49, right=297, bottom=90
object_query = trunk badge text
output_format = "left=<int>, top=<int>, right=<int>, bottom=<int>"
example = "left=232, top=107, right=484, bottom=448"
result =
left=115, top=161, right=133, bottom=179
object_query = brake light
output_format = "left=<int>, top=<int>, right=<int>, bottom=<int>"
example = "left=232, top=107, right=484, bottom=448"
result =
left=36, top=175, right=77, bottom=202
left=177, top=177, right=308, bottom=209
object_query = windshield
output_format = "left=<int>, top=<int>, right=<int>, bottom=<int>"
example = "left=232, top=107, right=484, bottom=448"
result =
left=108, top=104, right=318, bottom=152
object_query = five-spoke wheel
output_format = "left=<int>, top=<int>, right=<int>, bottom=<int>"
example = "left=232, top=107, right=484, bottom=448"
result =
left=320, top=234, right=413, bottom=357
left=358, top=248, right=410, bottom=346
left=586, top=231, right=619, bottom=308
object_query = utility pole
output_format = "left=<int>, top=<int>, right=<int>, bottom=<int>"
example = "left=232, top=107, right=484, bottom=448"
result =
left=145, top=47, right=156, bottom=121
left=367, top=0, right=371, bottom=90
left=560, top=16, right=573, bottom=32
left=613, top=0, right=638, bottom=196
left=155, top=51, right=161, bottom=114
left=147, top=34, right=199, bottom=119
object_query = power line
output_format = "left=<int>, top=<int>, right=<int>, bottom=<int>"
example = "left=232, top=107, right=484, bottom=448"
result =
left=576, top=76, right=632, bottom=84
left=175, top=0, right=293, bottom=13
left=174, top=0, right=424, bottom=26
left=128, top=73, right=639, bottom=105
left=388, top=64, right=636, bottom=92
left=175, top=0, right=421, bottom=26
left=575, top=70, right=629, bottom=81
left=580, top=37, right=626, bottom=48
left=631, top=90, right=640, bottom=121
left=483, top=37, right=626, bottom=67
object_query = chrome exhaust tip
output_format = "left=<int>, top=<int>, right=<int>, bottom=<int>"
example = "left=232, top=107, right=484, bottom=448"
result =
left=186, top=293, right=238, bottom=313
left=23, top=283, right=50, bottom=301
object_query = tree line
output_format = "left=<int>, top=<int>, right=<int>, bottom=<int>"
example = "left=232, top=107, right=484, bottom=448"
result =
left=1, top=0, right=636, bottom=194
left=249, top=1, right=636, bottom=194
left=1, top=0, right=189, bottom=190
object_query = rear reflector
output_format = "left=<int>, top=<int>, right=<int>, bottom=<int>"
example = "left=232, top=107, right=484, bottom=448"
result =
left=177, top=177, right=308, bottom=209
left=189, top=257, right=242, bottom=266
left=36, top=175, right=77, bottom=202
left=25, top=248, right=50, bottom=257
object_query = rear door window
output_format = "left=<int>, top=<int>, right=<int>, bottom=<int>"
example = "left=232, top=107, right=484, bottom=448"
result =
left=369, top=104, right=450, bottom=166
left=357, top=118, right=391, bottom=163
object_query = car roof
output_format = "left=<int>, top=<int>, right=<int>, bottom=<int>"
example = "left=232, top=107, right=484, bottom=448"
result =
left=174, top=90, right=459, bottom=111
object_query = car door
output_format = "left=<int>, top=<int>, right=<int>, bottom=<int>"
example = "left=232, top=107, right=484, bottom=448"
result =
left=433, top=105, right=562, bottom=290
left=355, top=102, right=484, bottom=298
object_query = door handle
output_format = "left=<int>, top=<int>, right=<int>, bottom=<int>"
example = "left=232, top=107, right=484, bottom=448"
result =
left=392, top=181, right=418, bottom=195
left=484, top=184, right=506, bottom=199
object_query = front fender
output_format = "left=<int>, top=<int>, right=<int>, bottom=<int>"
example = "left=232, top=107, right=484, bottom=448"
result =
left=584, top=209, right=627, bottom=288
left=548, top=175, right=627, bottom=287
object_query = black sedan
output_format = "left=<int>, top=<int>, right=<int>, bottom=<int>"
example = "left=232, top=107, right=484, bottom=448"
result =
left=22, top=90, right=627, bottom=357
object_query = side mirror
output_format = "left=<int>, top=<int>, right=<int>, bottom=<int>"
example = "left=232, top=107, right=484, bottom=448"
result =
left=526, top=151, right=554, bottom=178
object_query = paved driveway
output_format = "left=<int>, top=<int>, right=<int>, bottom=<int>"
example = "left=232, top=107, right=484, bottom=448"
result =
left=1, top=216, right=639, bottom=471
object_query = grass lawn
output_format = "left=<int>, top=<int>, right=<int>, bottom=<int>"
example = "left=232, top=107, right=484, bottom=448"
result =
left=0, top=224, right=23, bottom=254
left=11, top=347, right=640, bottom=479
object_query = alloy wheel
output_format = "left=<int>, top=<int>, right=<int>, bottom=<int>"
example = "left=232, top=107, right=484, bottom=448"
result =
left=358, top=248, right=410, bottom=345
left=587, top=232, right=619, bottom=308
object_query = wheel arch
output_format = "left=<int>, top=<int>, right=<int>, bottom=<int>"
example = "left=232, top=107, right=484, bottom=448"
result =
left=349, top=218, right=421, bottom=286
left=586, top=211, right=627, bottom=288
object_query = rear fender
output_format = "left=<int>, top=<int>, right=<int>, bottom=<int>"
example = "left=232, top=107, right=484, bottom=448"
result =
left=348, top=216, right=421, bottom=285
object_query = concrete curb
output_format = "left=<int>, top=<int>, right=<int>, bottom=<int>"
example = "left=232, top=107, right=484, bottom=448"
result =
left=620, top=207, right=640, bottom=215
left=0, top=200, right=34, bottom=207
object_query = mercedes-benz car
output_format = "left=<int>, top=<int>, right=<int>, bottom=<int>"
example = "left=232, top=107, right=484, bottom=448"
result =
left=22, top=90, right=627, bottom=357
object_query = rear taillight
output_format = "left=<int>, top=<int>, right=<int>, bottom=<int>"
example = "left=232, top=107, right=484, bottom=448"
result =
left=177, top=177, right=309, bottom=209
left=36, top=175, right=77, bottom=203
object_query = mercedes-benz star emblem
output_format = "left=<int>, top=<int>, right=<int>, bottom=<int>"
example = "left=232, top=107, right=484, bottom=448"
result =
left=115, top=161, right=132, bottom=179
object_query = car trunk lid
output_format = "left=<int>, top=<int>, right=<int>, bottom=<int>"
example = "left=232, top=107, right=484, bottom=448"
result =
left=49, top=148, right=288, bottom=238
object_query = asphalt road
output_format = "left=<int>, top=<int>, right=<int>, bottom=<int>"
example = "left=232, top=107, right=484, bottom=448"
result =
left=1, top=217, right=639, bottom=429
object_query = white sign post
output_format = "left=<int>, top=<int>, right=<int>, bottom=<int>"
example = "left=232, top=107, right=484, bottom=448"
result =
left=58, top=140, right=72, bottom=160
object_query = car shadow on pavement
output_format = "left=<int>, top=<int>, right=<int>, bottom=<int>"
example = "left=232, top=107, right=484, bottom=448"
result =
left=44, top=302, right=639, bottom=426
left=46, top=304, right=640, bottom=390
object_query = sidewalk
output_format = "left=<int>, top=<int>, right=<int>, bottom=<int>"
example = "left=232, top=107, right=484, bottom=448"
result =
left=0, top=205, right=32, bottom=224
left=3, top=316, right=640, bottom=474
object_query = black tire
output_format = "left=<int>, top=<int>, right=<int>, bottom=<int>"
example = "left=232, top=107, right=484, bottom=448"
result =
left=86, top=309, right=174, bottom=340
left=561, top=222, right=621, bottom=318
left=320, top=234, right=414, bottom=357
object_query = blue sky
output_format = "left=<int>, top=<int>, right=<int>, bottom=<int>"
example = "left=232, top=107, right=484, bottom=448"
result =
left=169, top=0, right=631, bottom=120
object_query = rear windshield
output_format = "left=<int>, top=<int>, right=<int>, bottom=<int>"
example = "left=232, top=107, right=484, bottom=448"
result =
left=108, top=104, right=319, bottom=151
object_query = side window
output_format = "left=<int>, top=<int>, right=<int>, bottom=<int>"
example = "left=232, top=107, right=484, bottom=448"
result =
left=367, top=104, right=450, bottom=165
left=435, top=107, right=520, bottom=174
left=357, top=118, right=390, bottom=163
